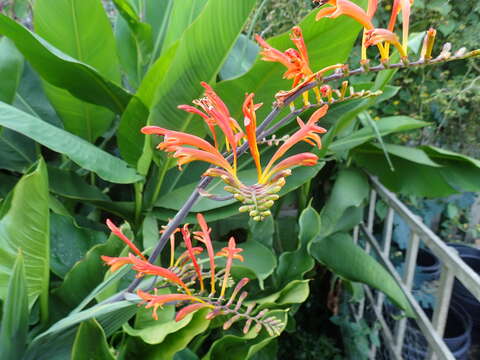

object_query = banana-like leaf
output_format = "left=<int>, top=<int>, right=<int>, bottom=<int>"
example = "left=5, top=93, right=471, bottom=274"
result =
left=0, top=102, right=142, bottom=184
left=0, top=159, right=49, bottom=318
left=117, top=0, right=256, bottom=166
left=0, top=252, right=29, bottom=360
left=310, top=232, right=414, bottom=317
left=0, top=37, right=23, bottom=103
left=71, top=319, right=114, bottom=360
left=33, top=0, right=122, bottom=142
left=0, top=13, right=132, bottom=115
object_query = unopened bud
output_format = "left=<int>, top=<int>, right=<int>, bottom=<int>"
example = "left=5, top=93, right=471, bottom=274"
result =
left=420, top=28, right=436, bottom=61
left=249, top=210, right=259, bottom=217
left=260, top=210, right=272, bottom=217
left=234, top=194, right=245, bottom=201
left=224, top=186, right=239, bottom=194
left=253, top=216, right=262, bottom=222
left=239, top=205, right=251, bottom=213
left=268, top=186, right=282, bottom=194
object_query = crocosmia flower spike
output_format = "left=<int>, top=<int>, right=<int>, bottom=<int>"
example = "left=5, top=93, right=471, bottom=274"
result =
left=142, top=85, right=329, bottom=221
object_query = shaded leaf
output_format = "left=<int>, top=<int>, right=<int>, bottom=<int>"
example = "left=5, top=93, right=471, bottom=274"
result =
left=319, top=168, right=369, bottom=237
left=0, top=252, right=29, bottom=360
left=0, top=102, right=142, bottom=184
left=0, top=13, right=132, bottom=114
left=50, top=213, right=107, bottom=278
left=34, top=0, right=121, bottom=142
left=0, top=159, right=49, bottom=316
left=0, top=37, right=23, bottom=103
left=310, top=232, right=413, bottom=316
left=71, top=319, right=114, bottom=360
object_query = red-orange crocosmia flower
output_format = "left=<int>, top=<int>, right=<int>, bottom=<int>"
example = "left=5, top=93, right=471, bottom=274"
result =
left=106, top=219, right=146, bottom=261
left=387, top=0, right=414, bottom=53
left=193, top=214, right=217, bottom=295
left=175, top=303, right=213, bottom=322
left=216, top=237, right=244, bottom=298
left=137, top=290, right=205, bottom=320
left=101, top=255, right=134, bottom=272
left=256, top=26, right=322, bottom=104
left=129, top=255, right=192, bottom=295
left=315, top=0, right=374, bottom=29
left=181, top=224, right=204, bottom=292
left=142, top=86, right=329, bottom=221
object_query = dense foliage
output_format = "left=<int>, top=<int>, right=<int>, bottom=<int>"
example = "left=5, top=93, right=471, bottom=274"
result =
left=0, top=0, right=479, bottom=359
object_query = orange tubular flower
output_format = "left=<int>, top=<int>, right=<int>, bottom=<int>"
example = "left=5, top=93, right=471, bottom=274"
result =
left=216, top=237, right=244, bottom=298
left=315, top=0, right=374, bottom=30
left=101, top=255, right=134, bottom=272
left=106, top=219, right=146, bottom=261
left=260, top=105, right=328, bottom=183
left=178, top=82, right=241, bottom=168
left=181, top=224, right=204, bottom=292
left=129, top=254, right=192, bottom=295
left=387, top=0, right=413, bottom=53
left=365, top=28, right=407, bottom=59
left=175, top=303, right=213, bottom=322
left=256, top=26, right=321, bottom=105
left=143, top=85, right=330, bottom=221
left=193, top=214, right=217, bottom=295
left=137, top=290, right=205, bottom=320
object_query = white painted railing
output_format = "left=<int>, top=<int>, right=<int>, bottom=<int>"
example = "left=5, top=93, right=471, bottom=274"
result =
left=352, top=175, right=480, bottom=360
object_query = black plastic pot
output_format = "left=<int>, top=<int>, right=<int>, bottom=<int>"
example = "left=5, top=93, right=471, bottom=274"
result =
left=451, top=252, right=480, bottom=344
left=448, top=243, right=480, bottom=257
left=413, top=248, right=441, bottom=286
left=402, top=304, right=472, bottom=360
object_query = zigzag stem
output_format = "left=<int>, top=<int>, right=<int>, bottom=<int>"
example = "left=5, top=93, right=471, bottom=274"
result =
left=103, top=47, right=480, bottom=305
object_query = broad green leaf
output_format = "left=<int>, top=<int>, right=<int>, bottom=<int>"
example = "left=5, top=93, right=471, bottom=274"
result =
left=117, top=42, right=178, bottom=166
left=0, top=173, right=17, bottom=199
left=0, top=37, right=23, bottom=103
left=0, top=252, right=29, bottom=360
left=32, top=300, right=134, bottom=343
left=319, top=168, right=369, bottom=237
left=113, top=0, right=152, bottom=88
left=47, top=167, right=135, bottom=220
left=202, top=310, right=288, bottom=360
left=118, top=0, right=256, bottom=167
left=254, top=280, right=310, bottom=309
left=230, top=239, right=277, bottom=289
left=0, top=127, right=36, bottom=172
left=34, top=0, right=121, bottom=142
left=159, top=0, right=208, bottom=56
left=219, top=34, right=259, bottom=81
left=124, top=289, right=196, bottom=345
left=71, top=319, right=114, bottom=360
left=24, top=328, right=77, bottom=360
left=13, top=63, right=63, bottom=127
left=142, top=213, right=159, bottom=250
left=422, top=146, right=480, bottom=192
left=249, top=216, right=274, bottom=248
left=352, top=143, right=458, bottom=197
left=150, top=0, right=255, bottom=135
left=54, top=227, right=126, bottom=307
left=50, top=213, right=106, bottom=278
left=275, top=206, right=320, bottom=286
left=329, top=116, right=430, bottom=153
left=123, top=308, right=210, bottom=360
left=215, top=0, right=367, bottom=122
left=0, top=159, right=49, bottom=317
left=0, top=13, right=132, bottom=114
left=310, top=232, right=414, bottom=316
left=0, top=102, right=142, bottom=184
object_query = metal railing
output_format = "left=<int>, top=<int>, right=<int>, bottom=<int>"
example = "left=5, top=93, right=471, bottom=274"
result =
left=352, top=175, right=480, bottom=360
